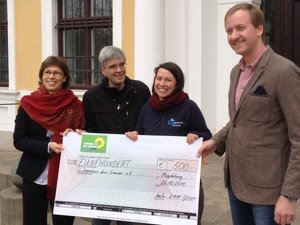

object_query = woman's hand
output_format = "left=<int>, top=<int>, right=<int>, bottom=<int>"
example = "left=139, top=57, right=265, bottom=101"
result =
left=186, top=133, right=199, bottom=144
left=49, top=142, right=63, bottom=154
left=125, top=131, right=139, bottom=141
left=62, top=128, right=86, bottom=136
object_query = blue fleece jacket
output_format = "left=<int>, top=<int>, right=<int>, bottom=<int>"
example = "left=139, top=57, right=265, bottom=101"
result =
left=136, top=98, right=212, bottom=140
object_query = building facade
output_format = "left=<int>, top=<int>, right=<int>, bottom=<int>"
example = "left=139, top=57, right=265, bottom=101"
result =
left=1, top=0, right=261, bottom=132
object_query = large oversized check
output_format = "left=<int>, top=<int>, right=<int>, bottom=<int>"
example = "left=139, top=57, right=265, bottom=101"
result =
left=54, top=132, right=202, bottom=225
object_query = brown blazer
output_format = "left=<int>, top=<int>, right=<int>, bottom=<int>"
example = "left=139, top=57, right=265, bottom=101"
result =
left=213, top=47, right=300, bottom=204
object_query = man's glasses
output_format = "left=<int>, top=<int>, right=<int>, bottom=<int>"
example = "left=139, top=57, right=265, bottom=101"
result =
left=104, top=62, right=127, bottom=70
left=43, top=70, right=64, bottom=78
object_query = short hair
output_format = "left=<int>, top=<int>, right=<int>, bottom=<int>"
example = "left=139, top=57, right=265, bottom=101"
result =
left=98, top=46, right=127, bottom=67
left=152, top=62, right=185, bottom=94
left=225, top=3, right=265, bottom=28
left=38, top=56, right=71, bottom=88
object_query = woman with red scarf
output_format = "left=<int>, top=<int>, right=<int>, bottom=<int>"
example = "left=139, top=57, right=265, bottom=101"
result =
left=13, top=56, right=85, bottom=225
left=126, top=62, right=211, bottom=225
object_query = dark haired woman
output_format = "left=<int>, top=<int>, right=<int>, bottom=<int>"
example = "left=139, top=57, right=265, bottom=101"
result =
left=126, top=62, right=211, bottom=225
left=13, top=56, right=85, bottom=225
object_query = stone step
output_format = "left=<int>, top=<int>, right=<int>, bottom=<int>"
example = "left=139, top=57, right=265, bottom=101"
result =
left=0, top=186, right=22, bottom=225
left=0, top=132, right=92, bottom=225
left=0, top=131, right=15, bottom=152
left=0, top=151, right=20, bottom=192
left=0, top=131, right=19, bottom=191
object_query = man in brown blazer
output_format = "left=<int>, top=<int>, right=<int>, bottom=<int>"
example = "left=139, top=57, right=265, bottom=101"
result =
left=197, top=3, right=300, bottom=225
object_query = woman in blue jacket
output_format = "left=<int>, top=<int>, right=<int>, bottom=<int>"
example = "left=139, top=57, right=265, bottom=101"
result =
left=126, top=62, right=211, bottom=225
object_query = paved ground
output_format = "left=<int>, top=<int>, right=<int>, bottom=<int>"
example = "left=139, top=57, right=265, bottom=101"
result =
left=1, top=131, right=299, bottom=225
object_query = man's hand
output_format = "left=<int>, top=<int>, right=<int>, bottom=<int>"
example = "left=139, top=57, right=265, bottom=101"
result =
left=125, top=131, right=138, bottom=141
left=274, top=195, right=297, bottom=225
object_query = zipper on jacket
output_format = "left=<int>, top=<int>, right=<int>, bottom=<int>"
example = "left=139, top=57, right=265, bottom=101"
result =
left=160, top=113, right=165, bottom=135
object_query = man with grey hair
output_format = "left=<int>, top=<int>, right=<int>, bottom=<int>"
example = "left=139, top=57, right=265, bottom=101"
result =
left=83, top=46, right=151, bottom=225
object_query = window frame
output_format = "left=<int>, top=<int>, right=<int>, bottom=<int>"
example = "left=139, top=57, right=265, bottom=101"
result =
left=0, top=0, right=8, bottom=87
left=56, top=0, right=113, bottom=89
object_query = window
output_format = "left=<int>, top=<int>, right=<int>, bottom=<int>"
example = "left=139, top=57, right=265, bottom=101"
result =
left=57, top=0, right=112, bottom=88
left=0, top=0, right=8, bottom=87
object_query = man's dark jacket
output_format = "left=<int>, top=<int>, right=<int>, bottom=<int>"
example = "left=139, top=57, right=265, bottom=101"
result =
left=83, top=76, right=151, bottom=134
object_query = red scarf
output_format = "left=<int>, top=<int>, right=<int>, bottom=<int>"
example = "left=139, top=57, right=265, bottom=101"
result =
left=149, top=91, right=188, bottom=111
left=20, top=85, right=85, bottom=200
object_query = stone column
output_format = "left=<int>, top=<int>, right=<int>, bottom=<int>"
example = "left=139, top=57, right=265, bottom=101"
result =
left=215, top=0, right=261, bottom=130
left=134, top=0, right=165, bottom=88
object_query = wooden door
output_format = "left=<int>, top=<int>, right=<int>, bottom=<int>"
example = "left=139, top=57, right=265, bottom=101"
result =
left=274, top=0, right=300, bottom=67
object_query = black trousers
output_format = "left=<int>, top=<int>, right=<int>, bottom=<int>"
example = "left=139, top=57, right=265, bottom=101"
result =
left=22, top=179, right=74, bottom=225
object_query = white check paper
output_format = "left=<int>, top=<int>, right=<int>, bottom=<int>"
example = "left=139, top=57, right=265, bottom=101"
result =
left=54, top=132, right=202, bottom=225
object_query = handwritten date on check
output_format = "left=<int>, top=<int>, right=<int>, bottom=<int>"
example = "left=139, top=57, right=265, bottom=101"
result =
left=54, top=133, right=202, bottom=225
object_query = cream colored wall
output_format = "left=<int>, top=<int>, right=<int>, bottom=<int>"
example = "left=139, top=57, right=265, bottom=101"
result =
left=122, top=0, right=135, bottom=79
left=15, top=0, right=42, bottom=90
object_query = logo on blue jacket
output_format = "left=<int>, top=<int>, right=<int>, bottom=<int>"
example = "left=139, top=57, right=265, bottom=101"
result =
left=167, top=118, right=183, bottom=127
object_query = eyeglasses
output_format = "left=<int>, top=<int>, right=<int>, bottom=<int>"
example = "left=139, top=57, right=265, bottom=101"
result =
left=104, top=62, right=127, bottom=70
left=43, top=70, right=64, bottom=78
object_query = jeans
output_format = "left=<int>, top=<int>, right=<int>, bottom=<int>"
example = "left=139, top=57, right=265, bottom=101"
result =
left=228, top=187, right=279, bottom=225
left=92, top=219, right=133, bottom=225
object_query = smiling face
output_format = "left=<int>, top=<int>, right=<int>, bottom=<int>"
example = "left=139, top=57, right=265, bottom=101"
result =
left=225, top=9, right=264, bottom=60
left=154, top=68, right=177, bottom=101
left=42, top=66, right=66, bottom=94
left=101, top=57, right=126, bottom=90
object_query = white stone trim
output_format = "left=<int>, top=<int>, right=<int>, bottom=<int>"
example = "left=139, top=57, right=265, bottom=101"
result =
left=7, top=0, right=16, bottom=90
left=41, top=0, right=57, bottom=58
left=0, top=90, right=19, bottom=131
left=113, top=0, right=122, bottom=47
